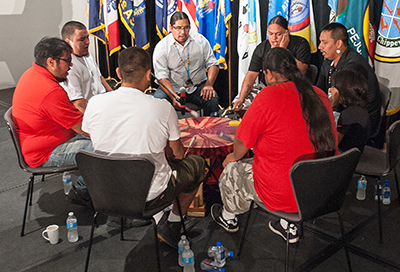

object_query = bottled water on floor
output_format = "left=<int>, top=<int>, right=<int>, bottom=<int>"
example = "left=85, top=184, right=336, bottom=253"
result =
left=66, top=212, right=79, bottom=242
left=62, top=172, right=72, bottom=195
left=178, top=235, right=189, bottom=267
left=356, top=175, right=367, bottom=200
left=208, top=241, right=234, bottom=267
left=382, top=180, right=391, bottom=205
left=182, top=245, right=195, bottom=272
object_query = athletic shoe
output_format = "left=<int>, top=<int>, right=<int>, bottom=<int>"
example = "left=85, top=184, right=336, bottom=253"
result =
left=269, top=220, right=299, bottom=244
left=107, top=216, right=152, bottom=228
left=211, top=203, right=239, bottom=233
left=67, top=185, right=93, bottom=209
left=157, top=211, right=198, bottom=234
left=157, top=220, right=181, bottom=249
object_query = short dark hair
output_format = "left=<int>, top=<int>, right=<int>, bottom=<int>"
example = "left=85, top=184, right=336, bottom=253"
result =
left=34, top=37, right=72, bottom=67
left=170, top=11, right=190, bottom=26
left=332, top=70, right=368, bottom=108
left=268, top=15, right=288, bottom=30
left=118, top=47, right=151, bottom=83
left=321, top=23, right=349, bottom=47
left=61, top=21, right=86, bottom=40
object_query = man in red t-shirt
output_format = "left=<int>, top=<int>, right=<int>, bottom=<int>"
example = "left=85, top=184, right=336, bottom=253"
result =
left=12, top=37, right=93, bottom=205
left=211, top=48, right=338, bottom=244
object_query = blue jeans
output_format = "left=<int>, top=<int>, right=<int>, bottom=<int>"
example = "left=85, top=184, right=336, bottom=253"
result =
left=43, top=134, right=93, bottom=188
left=154, top=82, right=219, bottom=116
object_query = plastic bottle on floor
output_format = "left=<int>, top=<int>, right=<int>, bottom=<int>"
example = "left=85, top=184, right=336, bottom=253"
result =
left=208, top=241, right=234, bottom=267
left=62, top=172, right=72, bottom=195
left=182, top=245, right=195, bottom=272
left=66, top=212, right=79, bottom=242
left=356, top=175, right=367, bottom=200
left=382, top=180, right=391, bottom=205
left=178, top=235, right=189, bottom=267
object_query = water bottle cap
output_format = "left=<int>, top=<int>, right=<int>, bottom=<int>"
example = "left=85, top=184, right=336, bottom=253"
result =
left=221, top=269, right=226, bottom=272
left=216, top=241, right=222, bottom=246
left=229, top=251, right=234, bottom=257
left=181, top=235, right=186, bottom=240
left=68, top=212, right=74, bottom=216
left=385, top=180, right=389, bottom=185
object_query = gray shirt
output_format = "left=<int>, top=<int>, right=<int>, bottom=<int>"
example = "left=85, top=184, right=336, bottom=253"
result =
left=153, top=32, right=218, bottom=94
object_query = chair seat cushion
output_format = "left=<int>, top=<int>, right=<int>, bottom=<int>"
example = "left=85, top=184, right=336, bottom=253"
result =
left=356, top=146, right=389, bottom=176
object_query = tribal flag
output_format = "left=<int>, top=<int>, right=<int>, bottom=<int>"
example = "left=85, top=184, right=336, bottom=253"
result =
left=155, top=0, right=177, bottom=39
left=328, top=0, right=338, bottom=22
left=288, top=0, right=317, bottom=53
left=118, top=0, right=149, bottom=49
left=88, top=0, right=106, bottom=44
left=197, top=0, right=231, bottom=69
left=178, top=0, right=198, bottom=31
left=375, top=0, right=400, bottom=115
left=237, top=0, right=261, bottom=95
left=267, top=0, right=290, bottom=26
left=103, top=0, right=121, bottom=55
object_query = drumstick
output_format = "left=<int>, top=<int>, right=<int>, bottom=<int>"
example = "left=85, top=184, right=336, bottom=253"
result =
left=184, top=136, right=196, bottom=157
left=152, top=73, right=200, bottom=117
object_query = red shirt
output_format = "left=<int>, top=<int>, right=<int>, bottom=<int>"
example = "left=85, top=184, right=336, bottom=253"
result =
left=237, top=82, right=338, bottom=212
left=12, top=63, right=83, bottom=167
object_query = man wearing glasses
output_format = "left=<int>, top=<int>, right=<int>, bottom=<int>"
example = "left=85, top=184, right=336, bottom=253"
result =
left=12, top=37, right=93, bottom=205
left=153, top=11, right=220, bottom=116
left=61, top=21, right=113, bottom=114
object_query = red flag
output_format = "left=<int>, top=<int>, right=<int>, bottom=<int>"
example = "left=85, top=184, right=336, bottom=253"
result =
left=104, top=0, right=121, bottom=56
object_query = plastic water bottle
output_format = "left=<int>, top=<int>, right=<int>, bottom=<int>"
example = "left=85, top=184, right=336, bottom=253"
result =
left=62, top=172, right=72, bottom=195
left=182, top=245, right=195, bottom=272
left=178, top=235, right=189, bottom=267
left=375, top=180, right=383, bottom=201
left=66, top=212, right=79, bottom=242
left=208, top=241, right=234, bottom=267
left=382, top=180, right=391, bottom=205
left=356, top=175, right=367, bottom=200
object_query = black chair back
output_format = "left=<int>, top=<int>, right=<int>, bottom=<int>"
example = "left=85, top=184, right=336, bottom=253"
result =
left=388, top=120, right=400, bottom=171
left=76, top=150, right=156, bottom=219
left=290, top=148, right=361, bottom=222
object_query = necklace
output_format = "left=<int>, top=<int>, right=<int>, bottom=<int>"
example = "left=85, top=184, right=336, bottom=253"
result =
left=173, top=43, right=193, bottom=87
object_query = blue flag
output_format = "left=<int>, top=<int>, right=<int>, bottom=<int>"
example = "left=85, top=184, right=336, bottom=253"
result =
left=88, top=0, right=106, bottom=44
left=155, top=0, right=177, bottom=39
left=119, top=0, right=149, bottom=49
left=267, top=0, right=290, bottom=25
left=197, top=0, right=231, bottom=69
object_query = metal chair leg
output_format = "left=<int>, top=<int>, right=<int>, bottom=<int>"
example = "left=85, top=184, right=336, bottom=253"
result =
left=236, top=200, right=255, bottom=259
left=175, top=197, right=187, bottom=236
left=338, top=212, right=352, bottom=272
left=153, top=218, right=161, bottom=272
left=120, top=217, right=124, bottom=240
left=394, top=167, right=400, bottom=206
left=21, top=174, right=34, bottom=236
left=41, top=174, right=45, bottom=182
left=29, top=174, right=35, bottom=206
left=85, top=212, right=98, bottom=272
left=376, top=179, right=383, bottom=244
left=285, top=224, right=290, bottom=272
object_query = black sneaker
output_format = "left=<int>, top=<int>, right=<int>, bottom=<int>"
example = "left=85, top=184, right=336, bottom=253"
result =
left=67, top=186, right=93, bottom=209
left=269, top=220, right=299, bottom=244
left=157, top=220, right=181, bottom=249
left=211, top=203, right=239, bottom=233
left=157, top=211, right=198, bottom=234
left=107, top=216, right=152, bottom=228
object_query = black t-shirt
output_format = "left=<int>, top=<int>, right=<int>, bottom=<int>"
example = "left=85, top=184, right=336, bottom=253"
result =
left=337, top=106, right=370, bottom=153
left=316, top=47, right=381, bottom=136
left=248, top=35, right=311, bottom=84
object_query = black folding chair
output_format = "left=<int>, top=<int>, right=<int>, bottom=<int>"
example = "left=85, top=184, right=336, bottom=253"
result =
left=237, top=148, right=361, bottom=272
left=4, top=107, right=77, bottom=236
left=76, top=150, right=186, bottom=272
left=355, top=120, right=400, bottom=244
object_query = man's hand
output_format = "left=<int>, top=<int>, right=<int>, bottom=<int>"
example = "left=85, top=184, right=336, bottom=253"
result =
left=223, top=152, right=237, bottom=168
left=279, top=30, right=290, bottom=49
left=201, top=85, right=216, bottom=100
left=233, top=98, right=244, bottom=111
left=172, top=98, right=182, bottom=110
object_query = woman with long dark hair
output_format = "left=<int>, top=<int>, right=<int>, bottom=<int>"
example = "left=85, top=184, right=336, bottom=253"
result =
left=211, top=48, right=337, bottom=243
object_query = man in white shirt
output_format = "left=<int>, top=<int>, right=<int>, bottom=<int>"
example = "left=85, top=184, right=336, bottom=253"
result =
left=82, top=47, right=205, bottom=249
left=61, top=21, right=113, bottom=113
left=153, top=11, right=219, bottom=116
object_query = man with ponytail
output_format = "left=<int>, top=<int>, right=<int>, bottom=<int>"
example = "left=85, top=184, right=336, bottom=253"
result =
left=211, top=48, right=338, bottom=243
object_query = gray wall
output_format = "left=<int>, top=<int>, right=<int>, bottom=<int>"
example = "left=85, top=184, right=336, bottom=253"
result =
left=0, top=0, right=90, bottom=89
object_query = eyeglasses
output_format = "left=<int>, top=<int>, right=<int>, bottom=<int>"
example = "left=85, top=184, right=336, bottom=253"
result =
left=58, top=58, right=72, bottom=65
left=172, top=25, right=190, bottom=31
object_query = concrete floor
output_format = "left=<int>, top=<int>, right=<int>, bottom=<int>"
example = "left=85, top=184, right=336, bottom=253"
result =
left=1, top=87, right=400, bottom=271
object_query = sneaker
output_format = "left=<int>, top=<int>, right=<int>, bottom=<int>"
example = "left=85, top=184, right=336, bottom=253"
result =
left=211, top=203, right=239, bottom=233
left=157, top=211, right=198, bottom=234
left=269, top=220, right=299, bottom=244
left=67, top=185, right=93, bottom=208
left=157, top=220, right=181, bottom=249
left=107, top=216, right=152, bottom=228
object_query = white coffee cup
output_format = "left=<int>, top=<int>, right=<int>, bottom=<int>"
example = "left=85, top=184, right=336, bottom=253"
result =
left=42, top=224, right=59, bottom=245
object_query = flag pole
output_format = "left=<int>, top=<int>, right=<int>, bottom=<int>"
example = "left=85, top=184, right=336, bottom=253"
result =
left=104, top=40, right=118, bottom=85
left=221, top=18, right=235, bottom=117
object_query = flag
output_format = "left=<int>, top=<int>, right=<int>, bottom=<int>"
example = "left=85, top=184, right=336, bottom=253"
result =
left=197, top=0, right=231, bottom=69
left=375, top=0, right=400, bottom=115
left=118, top=0, right=149, bottom=49
left=178, top=0, right=198, bottom=32
left=155, top=0, right=177, bottom=39
left=267, top=0, right=290, bottom=26
left=103, top=0, right=121, bottom=55
left=237, top=0, right=261, bottom=95
left=88, top=0, right=106, bottom=44
left=328, top=0, right=338, bottom=22
left=288, top=0, right=317, bottom=53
